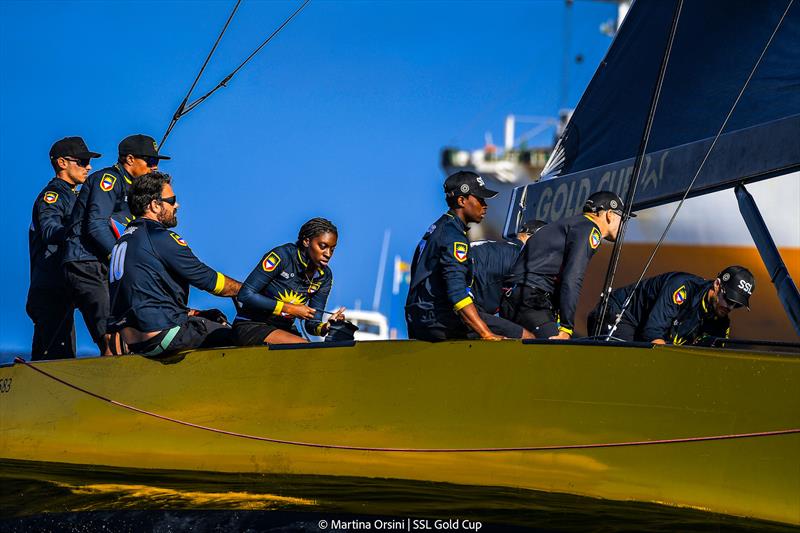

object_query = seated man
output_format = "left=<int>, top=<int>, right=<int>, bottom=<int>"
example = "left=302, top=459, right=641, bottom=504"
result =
left=587, top=266, right=754, bottom=345
left=405, top=171, right=533, bottom=341
left=108, top=171, right=241, bottom=355
left=470, top=219, right=546, bottom=314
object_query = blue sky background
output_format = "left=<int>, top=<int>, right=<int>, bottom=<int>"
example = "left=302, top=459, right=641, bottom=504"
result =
left=0, top=0, right=616, bottom=359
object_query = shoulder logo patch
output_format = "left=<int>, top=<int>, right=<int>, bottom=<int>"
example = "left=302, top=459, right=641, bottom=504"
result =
left=170, top=232, right=188, bottom=246
left=100, top=173, right=117, bottom=192
left=262, top=252, right=281, bottom=272
left=589, top=227, right=602, bottom=249
left=453, top=242, right=469, bottom=262
left=43, top=191, right=59, bottom=204
left=673, top=285, right=687, bottom=305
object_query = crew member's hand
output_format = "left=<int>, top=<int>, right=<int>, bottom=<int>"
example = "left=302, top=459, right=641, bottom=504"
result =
left=549, top=331, right=572, bottom=340
left=285, top=303, right=316, bottom=320
left=193, top=308, right=229, bottom=326
left=482, top=334, right=505, bottom=341
left=328, top=307, right=346, bottom=322
left=651, top=338, right=666, bottom=345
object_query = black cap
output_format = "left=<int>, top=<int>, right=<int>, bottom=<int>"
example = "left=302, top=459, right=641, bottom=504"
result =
left=118, top=134, right=171, bottom=160
left=49, top=137, right=101, bottom=160
left=519, top=219, right=547, bottom=235
left=583, top=191, right=637, bottom=217
left=444, top=171, right=498, bottom=199
left=718, top=265, right=755, bottom=309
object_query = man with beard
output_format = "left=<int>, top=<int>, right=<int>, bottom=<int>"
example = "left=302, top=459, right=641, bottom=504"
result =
left=107, top=172, right=241, bottom=356
left=27, top=137, right=101, bottom=359
left=405, top=171, right=533, bottom=341
left=587, top=266, right=754, bottom=345
left=63, top=134, right=169, bottom=355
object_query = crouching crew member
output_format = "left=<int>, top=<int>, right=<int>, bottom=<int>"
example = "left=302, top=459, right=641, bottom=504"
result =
left=107, top=172, right=241, bottom=355
left=62, top=134, right=169, bottom=355
left=405, top=171, right=532, bottom=341
left=471, top=219, right=546, bottom=314
left=500, top=191, right=630, bottom=339
left=234, top=218, right=346, bottom=345
left=27, top=137, right=101, bottom=359
left=587, top=266, right=754, bottom=345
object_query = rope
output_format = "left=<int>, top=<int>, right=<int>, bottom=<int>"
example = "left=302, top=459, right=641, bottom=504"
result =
left=160, top=0, right=312, bottom=147
left=603, top=0, right=795, bottom=340
left=14, top=357, right=800, bottom=453
left=593, top=0, right=684, bottom=337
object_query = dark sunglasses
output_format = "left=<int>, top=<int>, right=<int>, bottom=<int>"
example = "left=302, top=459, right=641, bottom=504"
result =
left=135, top=155, right=160, bottom=167
left=63, top=157, right=90, bottom=168
left=719, top=288, right=743, bottom=309
left=159, top=195, right=177, bottom=206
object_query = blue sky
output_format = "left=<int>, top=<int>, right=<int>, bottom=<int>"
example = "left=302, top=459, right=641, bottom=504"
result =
left=0, top=0, right=616, bottom=358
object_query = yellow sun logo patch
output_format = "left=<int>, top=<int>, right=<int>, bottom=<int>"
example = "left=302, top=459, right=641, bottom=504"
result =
left=277, top=289, right=307, bottom=305
left=453, top=242, right=468, bottom=262
left=673, top=285, right=687, bottom=305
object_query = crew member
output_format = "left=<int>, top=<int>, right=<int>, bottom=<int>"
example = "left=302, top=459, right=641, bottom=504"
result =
left=62, top=134, right=169, bottom=354
left=470, top=219, right=546, bottom=314
left=234, top=218, right=345, bottom=345
left=405, top=171, right=533, bottom=341
left=500, top=191, right=631, bottom=339
left=27, top=137, right=101, bottom=360
left=107, top=172, right=241, bottom=356
left=586, top=266, right=754, bottom=345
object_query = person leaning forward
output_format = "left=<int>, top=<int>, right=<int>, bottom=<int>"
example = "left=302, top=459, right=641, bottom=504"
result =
left=587, top=266, right=754, bottom=345
left=27, top=137, right=101, bottom=360
left=405, top=171, right=533, bottom=341
left=500, top=191, right=631, bottom=339
left=62, top=134, right=169, bottom=355
left=107, top=172, right=241, bottom=356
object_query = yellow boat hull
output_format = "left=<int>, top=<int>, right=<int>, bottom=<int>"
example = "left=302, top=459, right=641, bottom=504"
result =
left=1, top=341, right=798, bottom=524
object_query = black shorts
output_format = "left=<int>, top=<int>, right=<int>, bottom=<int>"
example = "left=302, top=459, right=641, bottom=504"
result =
left=586, top=305, right=637, bottom=341
left=63, top=260, right=109, bottom=343
left=26, top=287, right=76, bottom=360
left=128, top=317, right=233, bottom=356
left=407, top=309, right=523, bottom=342
left=499, top=285, right=559, bottom=338
left=231, top=320, right=291, bottom=346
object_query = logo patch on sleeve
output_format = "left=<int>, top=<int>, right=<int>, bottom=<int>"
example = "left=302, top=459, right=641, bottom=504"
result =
left=170, top=232, right=188, bottom=246
left=672, top=285, right=687, bottom=305
left=100, top=173, right=117, bottom=191
left=453, top=242, right=469, bottom=262
left=43, top=191, right=59, bottom=204
left=589, top=227, right=602, bottom=249
left=262, top=252, right=281, bottom=272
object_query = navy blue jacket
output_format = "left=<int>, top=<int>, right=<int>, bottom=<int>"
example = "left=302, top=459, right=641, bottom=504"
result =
left=108, top=218, right=224, bottom=332
left=405, top=211, right=475, bottom=328
left=236, top=243, right=332, bottom=336
left=506, top=214, right=603, bottom=334
left=28, top=177, right=79, bottom=290
left=470, top=238, right=523, bottom=314
left=63, top=164, right=134, bottom=264
left=607, top=272, right=730, bottom=344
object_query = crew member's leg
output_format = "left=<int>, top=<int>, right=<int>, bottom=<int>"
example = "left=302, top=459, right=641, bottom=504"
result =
left=475, top=312, right=532, bottom=339
left=500, top=286, right=558, bottom=338
left=64, top=260, right=111, bottom=355
left=26, top=288, right=76, bottom=360
left=233, top=320, right=307, bottom=345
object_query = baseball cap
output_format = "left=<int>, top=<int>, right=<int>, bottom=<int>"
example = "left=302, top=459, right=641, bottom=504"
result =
left=118, top=134, right=171, bottom=160
left=718, top=265, right=755, bottom=309
left=444, top=171, right=498, bottom=199
left=518, top=219, right=547, bottom=235
left=583, top=191, right=637, bottom=218
left=49, top=137, right=101, bottom=160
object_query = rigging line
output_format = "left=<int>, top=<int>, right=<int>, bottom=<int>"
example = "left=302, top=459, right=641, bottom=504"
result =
left=178, top=0, right=312, bottom=117
left=604, top=0, right=795, bottom=341
left=13, top=356, right=800, bottom=452
left=593, top=0, right=685, bottom=338
left=161, top=0, right=243, bottom=148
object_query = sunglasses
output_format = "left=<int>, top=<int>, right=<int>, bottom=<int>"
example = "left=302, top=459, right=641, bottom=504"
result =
left=135, top=155, right=160, bottom=167
left=63, top=157, right=90, bottom=168
left=719, top=288, right=743, bottom=309
left=159, top=195, right=177, bottom=206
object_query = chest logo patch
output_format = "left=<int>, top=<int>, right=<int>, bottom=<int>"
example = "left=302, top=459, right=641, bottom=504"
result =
left=308, top=281, right=322, bottom=294
left=100, top=173, right=117, bottom=191
left=43, top=191, right=59, bottom=204
left=589, top=227, right=602, bottom=249
left=262, top=252, right=281, bottom=272
left=673, top=285, right=687, bottom=305
left=170, top=232, right=188, bottom=246
left=453, top=242, right=468, bottom=263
